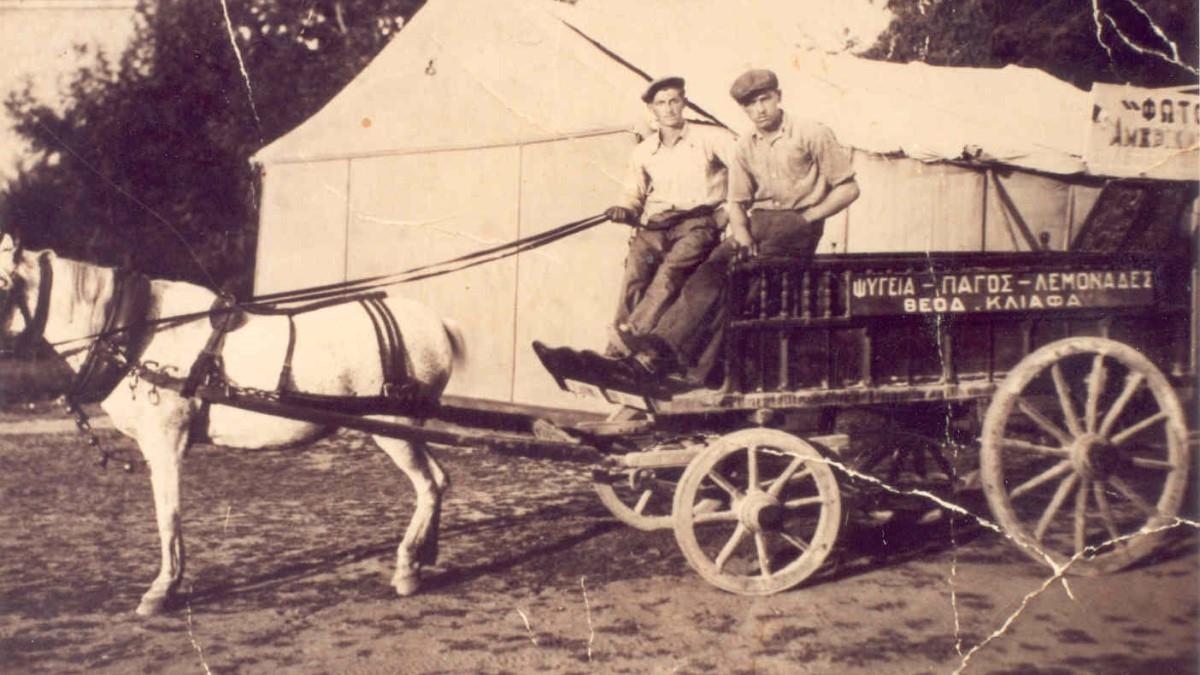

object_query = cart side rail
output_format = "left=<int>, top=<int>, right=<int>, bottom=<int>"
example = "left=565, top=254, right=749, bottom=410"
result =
left=721, top=252, right=1193, bottom=399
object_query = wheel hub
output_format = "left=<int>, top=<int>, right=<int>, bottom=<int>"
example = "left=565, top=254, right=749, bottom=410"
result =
left=1069, top=433, right=1120, bottom=479
left=738, top=491, right=782, bottom=532
left=629, top=468, right=655, bottom=491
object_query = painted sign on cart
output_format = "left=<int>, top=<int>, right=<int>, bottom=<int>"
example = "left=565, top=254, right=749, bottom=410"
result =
left=848, top=267, right=1156, bottom=316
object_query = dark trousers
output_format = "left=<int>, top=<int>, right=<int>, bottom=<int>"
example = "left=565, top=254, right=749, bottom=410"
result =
left=652, top=210, right=824, bottom=382
left=612, top=214, right=720, bottom=338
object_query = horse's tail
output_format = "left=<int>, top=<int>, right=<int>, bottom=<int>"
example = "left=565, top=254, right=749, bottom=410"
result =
left=442, top=318, right=467, bottom=369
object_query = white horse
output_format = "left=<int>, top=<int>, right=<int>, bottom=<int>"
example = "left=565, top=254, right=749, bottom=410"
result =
left=0, top=232, right=465, bottom=615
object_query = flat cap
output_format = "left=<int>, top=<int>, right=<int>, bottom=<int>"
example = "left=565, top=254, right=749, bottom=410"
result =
left=729, top=69, right=779, bottom=104
left=641, top=76, right=685, bottom=103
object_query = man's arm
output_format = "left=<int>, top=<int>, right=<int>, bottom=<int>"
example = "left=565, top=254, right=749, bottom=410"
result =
left=725, top=138, right=757, bottom=253
left=800, top=179, right=860, bottom=223
left=607, top=150, right=648, bottom=224
left=726, top=201, right=756, bottom=256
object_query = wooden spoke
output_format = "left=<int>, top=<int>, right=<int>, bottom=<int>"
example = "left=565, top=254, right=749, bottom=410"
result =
left=1108, top=476, right=1158, bottom=518
left=633, top=490, right=652, bottom=515
left=767, top=458, right=810, bottom=499
left=1016, top=397, right=1074, bottom=446
left=1035, top=472, right=1079, bottom=543
left=693, top=510, right=739, bottom=524
left=779, top=531, right=810, bottom=553
left=1000, top=437, right=1069, bottom=458
left=886, top=447, right=904, bottom=485
left=783, top=495, right=826, bottom=510
left=747, top=446, right=760, bottom=493
left=674, top=428, right=842, bottom=595
left=1084, top=355, right=1107, bottom=433
left=1110, top=411, right=1168, bottom=446
left=714, top=524, right=749, bottom=573
left=1073, top=477, right=1090, bottom=555
left=1093, top=480, right=1124, bottom=547
left=1010, top=460, right=1073, bottom=500
left=930, top=442, right=958, bottom=478
left=755, top=533, right=772, bottom=577
left=1050, top=363, right=1084, bottom=437
left=980, top=337, right=1188, bottom=575
left=1097, top=373, right=1145, bottom=438
left=911, top=441, right=929, bottom=478
left=1129, top=456, right=1176, bottom=471
left=706, top=469, right=744, bottom=500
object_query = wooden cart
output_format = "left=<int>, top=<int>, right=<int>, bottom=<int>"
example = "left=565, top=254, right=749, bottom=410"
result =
left=534, top=249, right=1196, bottom=595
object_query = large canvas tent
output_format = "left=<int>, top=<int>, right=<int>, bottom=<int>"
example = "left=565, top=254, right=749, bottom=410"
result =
left=252, top=0, right=1180, bottom=411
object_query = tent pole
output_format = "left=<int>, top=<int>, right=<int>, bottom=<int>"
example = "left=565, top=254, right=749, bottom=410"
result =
left=509, top=145, right=525, bottom=403
left=343, top=158, right=353, bottom=282
left=979, top=168, right=988, bottom=252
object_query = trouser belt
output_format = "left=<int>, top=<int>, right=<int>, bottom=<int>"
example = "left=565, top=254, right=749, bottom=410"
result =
left=638, top=205, right=718, bottom=231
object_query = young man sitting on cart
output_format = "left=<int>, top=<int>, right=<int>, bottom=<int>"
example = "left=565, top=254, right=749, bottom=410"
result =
left=624, top=68, right=861, bottom=387
left=603, top=76, right=736, bottom=358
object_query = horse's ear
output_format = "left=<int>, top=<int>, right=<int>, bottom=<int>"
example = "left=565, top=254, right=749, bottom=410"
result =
left=0, top=232, right=14, bottom=250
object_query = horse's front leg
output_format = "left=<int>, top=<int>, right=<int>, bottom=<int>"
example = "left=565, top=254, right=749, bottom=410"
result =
left=131, top=396, right=194, bottom=616
left=373, top=432, right=448, bottom=597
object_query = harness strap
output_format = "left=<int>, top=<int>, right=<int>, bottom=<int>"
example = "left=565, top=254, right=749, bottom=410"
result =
left=359, top=296, right=416, bottom=400
left=275, top=314, right=298, bottom=393
left=269, top=292, right=415, bottom=403
left=67, top=268, right=154, bottom=404
left=247, top=290, right=387, bottom=317
left=180, top=294, right=237, bottom=398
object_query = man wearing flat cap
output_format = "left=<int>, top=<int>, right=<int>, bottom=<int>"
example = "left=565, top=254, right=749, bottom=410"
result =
left=626, top=68, right=860, bottom=384
left=603, top=76, right=735, bottom=356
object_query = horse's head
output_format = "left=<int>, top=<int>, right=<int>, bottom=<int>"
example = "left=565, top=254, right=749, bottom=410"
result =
left=0, top=231, right=43, bottom=355
left=0, top=231, right=19, bottom=292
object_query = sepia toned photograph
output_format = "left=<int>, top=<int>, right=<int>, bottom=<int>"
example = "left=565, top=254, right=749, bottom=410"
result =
left=0, top=0, right=1197, bottom=672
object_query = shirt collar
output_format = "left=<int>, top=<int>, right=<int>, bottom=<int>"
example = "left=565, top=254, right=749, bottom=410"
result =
left=649, top=121, right=691, bottom=155
left=751, top=111, right=791, bottom=144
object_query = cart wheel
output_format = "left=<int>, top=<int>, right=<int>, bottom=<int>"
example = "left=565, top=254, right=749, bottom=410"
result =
left=672, top=428, right=841, bottom=595
left=981, top=337, right=1189, bottom=574
left=593, top=467, right=681, bottom=531
left=845, top=430, right=961, bottom=523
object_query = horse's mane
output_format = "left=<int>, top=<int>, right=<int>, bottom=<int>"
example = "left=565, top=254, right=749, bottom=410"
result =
left=35, top=250, right=117, bottom=333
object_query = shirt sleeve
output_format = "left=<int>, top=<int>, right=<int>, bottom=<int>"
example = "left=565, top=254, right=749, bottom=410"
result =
left=812, top=123, right=855, bottom=187
left=617, top=148, right=649, bottom=212
left=726, top=137, right=755, bottom=205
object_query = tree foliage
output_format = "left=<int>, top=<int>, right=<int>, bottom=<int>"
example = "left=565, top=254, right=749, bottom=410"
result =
left=863, top=0, right=1198, bottom=88
left=3, top=0, right=425, bottom=292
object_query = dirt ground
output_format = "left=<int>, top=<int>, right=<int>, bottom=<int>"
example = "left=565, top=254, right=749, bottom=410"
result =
left=0, top=406, right=1196, bottom=674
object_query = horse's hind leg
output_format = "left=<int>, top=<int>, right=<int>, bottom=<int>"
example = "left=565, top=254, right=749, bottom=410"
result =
left=132, top=400, right=192, bottom=616
left=373, top=431, right=448, bottom=597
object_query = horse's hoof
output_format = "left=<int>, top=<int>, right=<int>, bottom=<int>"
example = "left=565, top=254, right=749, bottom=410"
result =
left=393, top=574, right=421, bottom=597
left=135, top=594, right=169, bottom=616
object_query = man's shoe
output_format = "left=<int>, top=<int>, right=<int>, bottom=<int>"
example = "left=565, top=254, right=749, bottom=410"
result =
left=605, top=323, right=636, bottom=358
left=624, top=347, right=683, bottom=384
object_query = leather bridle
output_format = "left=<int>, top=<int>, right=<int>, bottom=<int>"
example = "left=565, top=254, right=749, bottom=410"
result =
left=0, top=254, right=52, bottom=359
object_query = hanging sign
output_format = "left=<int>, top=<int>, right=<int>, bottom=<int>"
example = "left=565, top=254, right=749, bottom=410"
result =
left=1085, top=83, right=1199, bottom=180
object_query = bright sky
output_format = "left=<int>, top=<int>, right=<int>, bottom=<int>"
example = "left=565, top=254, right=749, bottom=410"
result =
left=0, top=0, right=137, bottom=182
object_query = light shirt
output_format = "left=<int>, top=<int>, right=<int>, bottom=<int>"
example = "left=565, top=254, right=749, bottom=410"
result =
left=728, top=112, right=855, bottom=211
left=618, top=122, right=735, bottom=222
